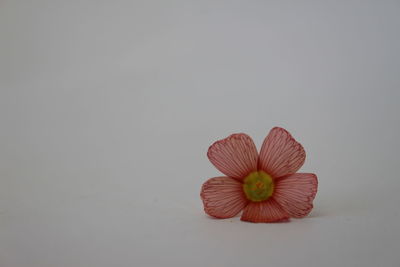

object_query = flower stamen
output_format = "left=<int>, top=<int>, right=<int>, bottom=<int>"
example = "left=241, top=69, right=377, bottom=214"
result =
left=243, top=171, right=274, bottom=202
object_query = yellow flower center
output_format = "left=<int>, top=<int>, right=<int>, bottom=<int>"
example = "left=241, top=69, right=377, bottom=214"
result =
left=243, top=171, right=274, bottom=202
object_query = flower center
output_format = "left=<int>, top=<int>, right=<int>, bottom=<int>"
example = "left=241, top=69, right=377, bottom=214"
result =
left=243, top=171, right=274, bottom=202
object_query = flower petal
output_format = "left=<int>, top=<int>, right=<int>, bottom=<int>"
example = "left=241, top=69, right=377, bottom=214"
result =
left=240, top=198, right=289, bottom=223
left=207, top=133, right=258, bottom=180
left=273, top=173, right=318, bottom=218
left=258, top=127, right=306, bottom=178
left=200, top=176, right=248, bottom=219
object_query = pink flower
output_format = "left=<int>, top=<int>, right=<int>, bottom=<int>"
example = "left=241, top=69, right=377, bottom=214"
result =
left=200, top=127, right=318, bottom=223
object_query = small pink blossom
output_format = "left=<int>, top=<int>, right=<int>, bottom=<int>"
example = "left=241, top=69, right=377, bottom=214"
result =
left=201, top=127, right=318, bottom=223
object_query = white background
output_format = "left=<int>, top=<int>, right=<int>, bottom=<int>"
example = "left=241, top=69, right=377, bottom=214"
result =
left=1, top=1, right=400, bottom=266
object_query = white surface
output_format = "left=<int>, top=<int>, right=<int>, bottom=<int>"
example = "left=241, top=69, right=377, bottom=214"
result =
left=1, top=1, right=400, bottom=267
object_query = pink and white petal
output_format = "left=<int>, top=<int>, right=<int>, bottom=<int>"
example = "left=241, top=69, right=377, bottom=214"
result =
left=240, top=198, right=289, bottom=223
left=273, top=173, right=318, bottom=218
left=201, top=176, right=248, bottom=219
left=258, top=127, right=306, bottom=178
left=207, top=133, right=258, bottom=181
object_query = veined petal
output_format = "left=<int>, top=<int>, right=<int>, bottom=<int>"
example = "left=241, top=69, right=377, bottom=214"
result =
left=240, top=198, right=289, bottom=223
left=207, top=133, right=258, bottom=181
left=200, top=177, right=248, bottom=219
left=273, top=173, right=318, bottom=218
left=258, top=127, right=306, bottom=178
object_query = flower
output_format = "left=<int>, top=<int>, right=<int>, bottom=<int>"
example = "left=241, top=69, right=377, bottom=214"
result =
left=200, top=127, right=318, bottom=223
